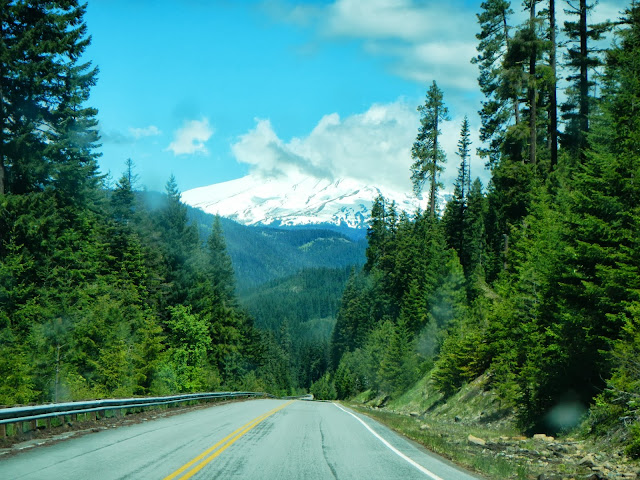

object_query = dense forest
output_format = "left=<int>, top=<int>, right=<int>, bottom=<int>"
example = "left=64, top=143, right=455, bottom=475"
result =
left=187, top=207, right=366, bottom=293
left=240, top=267, right=354, bottom=391
left=320, top=0, right=640, bottom=452
left=2, top=0, right=640, bottom=456
left=0, top=1, right=307, bottom=403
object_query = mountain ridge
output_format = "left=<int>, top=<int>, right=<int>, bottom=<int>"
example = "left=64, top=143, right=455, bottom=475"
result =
left=184, top=203, right=367, bottom=292
left=181, top=173, right=430, bottom=230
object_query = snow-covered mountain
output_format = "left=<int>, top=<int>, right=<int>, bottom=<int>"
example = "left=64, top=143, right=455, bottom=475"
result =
left=181, top=174, right=430, bottom=230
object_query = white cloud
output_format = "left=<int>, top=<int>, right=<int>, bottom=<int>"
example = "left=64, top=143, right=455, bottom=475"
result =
left=232, top=118, right=335, bottom=180
left=167, top=118, right=214, bottom=156
left=231, top=100, right=489, bottom=194
left=129, top=125, right=161, bottom=139
left=300, top=0, right=480, bottom=90
left=324, top=0, right=460, bottom=42
left=383, top=41, right=479, bottom=90
left=267, top=0, right=622, bottom=97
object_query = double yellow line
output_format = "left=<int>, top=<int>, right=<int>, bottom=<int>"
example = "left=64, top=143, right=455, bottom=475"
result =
left=163, top=401, right=293, bottom=480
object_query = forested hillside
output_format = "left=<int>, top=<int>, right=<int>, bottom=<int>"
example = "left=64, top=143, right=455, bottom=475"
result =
left=186, top=203, right=366, bottom=292
left=323, top=0, right=640, bottom=453
left=0, top=2, right=299, bottom=403
left=240, top=267, right=353, bottom=391
left=3, top=0, right=640, bottom=459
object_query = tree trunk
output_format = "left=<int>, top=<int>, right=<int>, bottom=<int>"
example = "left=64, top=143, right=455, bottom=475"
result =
left=0, top=17, right=5, bottom=196
left=503, top=12, right=521, bottom=125
left=431, top=106, right=438, bottom=218
left=579, top=0, right=589, bottom=153
left=529, top=0, right=537, bottom=165
left=549, top=0, right=558, bottom=170
left=503, top=233, right=509, bottom=271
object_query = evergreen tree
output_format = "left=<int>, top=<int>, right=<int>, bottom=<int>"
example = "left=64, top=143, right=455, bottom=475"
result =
left=378, top=318, right=418, bottom=396
left=0, top=1, right=100, bottom=197
left=330, top=270, right=370, bottom=368
left=501, top=0, right=550, bottom=166
left=473, top=0, right=519, bottom=168
left=207, top=215, right=235, bottom=303
left=365, top=195, right=394, bottom=272
left=462, top=178, right=487, bottom=283
left=550, top=1, right=640, bottom=415
left=561, top=0, right=611, bottom=160
left=443, top=117, right=472, bottom=259
left=527, top=0, right=540, bottom=165
left=427, top=252, right=468, bottom=333
left=399, top=278, right=427, bottom=335
left=411, top=81, right=449, bottom=217
left=155, top=175, right=199, bottom=307
left=111, top=172, right=136, bottom=225
left=548, top=0, right=559, bottom=169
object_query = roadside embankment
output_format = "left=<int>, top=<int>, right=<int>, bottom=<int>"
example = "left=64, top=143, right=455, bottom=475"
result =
left=347, top=374, right=640, bottom=480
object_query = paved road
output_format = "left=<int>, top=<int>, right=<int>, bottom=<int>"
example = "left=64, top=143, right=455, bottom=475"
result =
left=0, top=399, right=482, bottom=480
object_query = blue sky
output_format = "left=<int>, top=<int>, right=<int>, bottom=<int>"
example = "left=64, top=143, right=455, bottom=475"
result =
left=84, top=0, right=622, bottom=194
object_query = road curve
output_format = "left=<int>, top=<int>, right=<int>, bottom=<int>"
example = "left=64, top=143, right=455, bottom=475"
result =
left=0, top=399, right=483, bottom=480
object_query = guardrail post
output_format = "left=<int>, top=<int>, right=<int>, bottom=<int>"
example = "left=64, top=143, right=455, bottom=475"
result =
left=1, top=423, right=6, bottom=438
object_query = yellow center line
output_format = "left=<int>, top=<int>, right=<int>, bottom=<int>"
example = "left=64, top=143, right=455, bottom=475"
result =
left=163, top=400, right=294, bottom=480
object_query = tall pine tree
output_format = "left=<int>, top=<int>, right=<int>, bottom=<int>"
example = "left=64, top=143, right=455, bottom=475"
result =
left=411, top=81, right=449, bottom=218
left=0, top=1, right=100, bottom=197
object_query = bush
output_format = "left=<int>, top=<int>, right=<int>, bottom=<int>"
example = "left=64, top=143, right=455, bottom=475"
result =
left=310, top=373, right=336, bottom=400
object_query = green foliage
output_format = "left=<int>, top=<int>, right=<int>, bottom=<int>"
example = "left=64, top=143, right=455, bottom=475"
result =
left=330, top=197, right=461, bottom=399
left=310, top=373, right=336, bottom=401
left=0, top=165, right=282, bottom=403
left=427, top=252, right=467, bottom=331
left=185, top=205, right=366, bottom=293
left=326, top=3, right=640, bottom=453
left=626, top=423, right=640, bottom=459
left=240, top=267, right=348, bottom=390
left=442, top=117, right=472, bottom=259
left=165, top=305, right=213, bottom=392
left=378, top=319, right=420, bottom=397
left=0, top=1, right=100, bottom=198
left=473, top=0, right=517, bottom=168
left=561, top=0, right=612, bottom=158
left=411, top=81, right=449, bottom=217
left=433, top=326, right=483, bottom=397
left=207, top=215, right=235, bottom=302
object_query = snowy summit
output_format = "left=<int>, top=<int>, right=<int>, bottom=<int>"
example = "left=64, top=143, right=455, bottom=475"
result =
left=181, top=173, right=430, bottom=230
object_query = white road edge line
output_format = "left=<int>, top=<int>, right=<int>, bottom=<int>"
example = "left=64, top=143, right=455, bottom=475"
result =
left=333, top=403, right=445, bottom=480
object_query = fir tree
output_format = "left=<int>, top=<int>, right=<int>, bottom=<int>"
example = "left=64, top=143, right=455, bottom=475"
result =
left=0, top=1, right=100, bottom=197
left=561, top=0, right=611, bottom=160
left=462, top=178, right=487, bottom=280
left=548, top=0, right=559, bottom=169
left=207, top=215, right=235, bottom=303
left=473, top=0, right=519, bottom=168
left=411, top=81, right=449, bottom=217
left=443, top=116, right=472, bottom=259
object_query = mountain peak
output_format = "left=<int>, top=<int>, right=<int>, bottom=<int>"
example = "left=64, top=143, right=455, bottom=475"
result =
left=182, top=174, right=429, bottom=229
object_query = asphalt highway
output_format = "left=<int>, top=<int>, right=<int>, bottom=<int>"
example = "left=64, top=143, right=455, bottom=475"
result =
left=0, top=399, right=483, bottom=480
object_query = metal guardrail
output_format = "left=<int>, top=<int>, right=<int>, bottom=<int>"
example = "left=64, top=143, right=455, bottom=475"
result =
left=0, top=391, right=274, bottom=427
left=281, top=394, right=314, bottom=401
